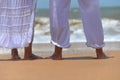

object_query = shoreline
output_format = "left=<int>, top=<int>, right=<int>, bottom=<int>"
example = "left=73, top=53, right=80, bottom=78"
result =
left=0, top=41, right=120, bottom=54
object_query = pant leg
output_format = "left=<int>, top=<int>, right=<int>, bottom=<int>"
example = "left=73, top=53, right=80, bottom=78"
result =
left=78, top=0, right=105, bottom=48
left=49, top=0, right=71, bottom=48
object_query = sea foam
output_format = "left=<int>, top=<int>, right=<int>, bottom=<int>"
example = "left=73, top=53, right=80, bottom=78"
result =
left=34, top=17, right=120, bottom=43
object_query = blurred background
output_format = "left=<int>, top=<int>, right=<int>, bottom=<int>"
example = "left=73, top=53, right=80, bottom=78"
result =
left=35, top=0, right=120, bottom=43
left=0, top=0, right=120, bottom=54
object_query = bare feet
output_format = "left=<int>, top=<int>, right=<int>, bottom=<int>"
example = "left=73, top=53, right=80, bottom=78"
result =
left=23, top=43, right=42, bottom=60
left=11, top=48, right=21, bottom=60
left=96, top=48, right=107, bottom=59
left=48, top=52, right=62, bottom=60
left=24, top=54, right=43, bottom=60
left=46, top=46, right=62, bottom=60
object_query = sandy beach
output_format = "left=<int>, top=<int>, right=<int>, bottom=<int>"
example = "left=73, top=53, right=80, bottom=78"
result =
left=0, top=42, right=120, bottom=80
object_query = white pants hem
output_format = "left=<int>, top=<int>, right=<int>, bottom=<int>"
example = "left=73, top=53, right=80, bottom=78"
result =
left=51, top=40, right=71, bottom=48
left=86, top=43, right=105, bottom=49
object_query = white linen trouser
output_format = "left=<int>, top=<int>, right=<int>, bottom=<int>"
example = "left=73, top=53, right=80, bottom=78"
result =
left=50, top=0, right=105, bottom=48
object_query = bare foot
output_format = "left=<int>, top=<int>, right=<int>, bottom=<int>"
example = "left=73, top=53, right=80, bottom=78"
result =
left=46, top=53, right=62, bottom=60
left=45, top=46, right=62, bottom=60
left=96, top=53, right=107, bottom=59
left=96, top=48, right=108, bottom=59
left=11, top=49, right=21, bottom=60
left=24, top=43, right=43, bottom=60
left=24, top=54, right=43, bottom=60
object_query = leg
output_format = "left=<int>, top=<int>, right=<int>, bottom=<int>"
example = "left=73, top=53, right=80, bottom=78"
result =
left=96, top=48, right=107, bottom=59
left=78, top=0, right=104, bottom=48
left=24, top=43, right=42, bottom=60
left=50, top=0, right=71, bottom=47
left=49, top=0, right=71, bottom=60
left=11, top=48, right=21, bottom=60
left=51, top=46, right=62, bottom=60
left=78, top=0, right=107, bottom=58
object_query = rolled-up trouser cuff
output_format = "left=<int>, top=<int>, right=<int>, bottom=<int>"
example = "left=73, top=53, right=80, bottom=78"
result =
left=86, top=42, right=105, bottom=49
left=51, top=40, right=71, bottom=48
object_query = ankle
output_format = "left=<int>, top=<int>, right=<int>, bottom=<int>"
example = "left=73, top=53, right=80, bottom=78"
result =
left=11, top=48, right=18, bottom=56
left=96, top=48, right=106, bottom=59
left=24, top=46, right=33, bottom=58
left=96, top=48, right=104, bottom=53
left=55, top=46, right=62, bottom=54
left=51, top=46, right=62, bottom=60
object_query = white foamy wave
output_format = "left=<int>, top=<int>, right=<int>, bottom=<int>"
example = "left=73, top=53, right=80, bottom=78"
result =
left=102, top=18, right=120, bottom=41
left=34, top=17, right=120, bottom=43
left=102, top=18, right=120, bottom=27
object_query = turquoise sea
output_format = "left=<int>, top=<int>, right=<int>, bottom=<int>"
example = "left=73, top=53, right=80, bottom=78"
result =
left=36, top=0, right=120, bottom=9
left=36, top=7, right=120, bottom=20
left=36, top=0, right=120, bottom=20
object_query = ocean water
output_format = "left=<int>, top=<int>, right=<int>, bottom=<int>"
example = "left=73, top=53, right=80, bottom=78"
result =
left=34, top=0, right=120, bottom=43
left=34, top=7, right=120, bottom=43
left=36, top=0, right=120, bottom=9
left=0, top=1, right=120, bottom=54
